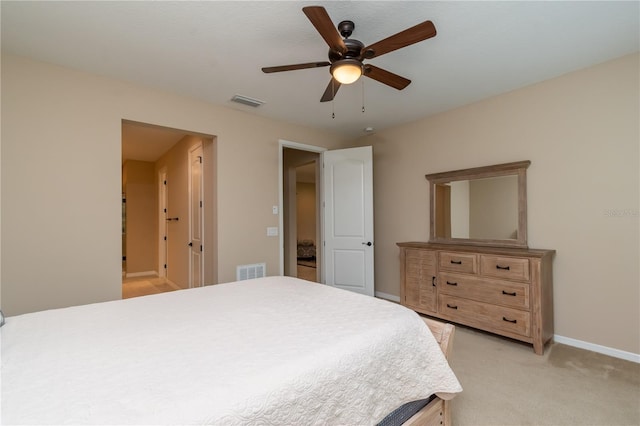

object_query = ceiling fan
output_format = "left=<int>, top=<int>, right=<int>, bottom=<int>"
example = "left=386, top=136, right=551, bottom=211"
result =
left=261, top=6, right=437, bottom=102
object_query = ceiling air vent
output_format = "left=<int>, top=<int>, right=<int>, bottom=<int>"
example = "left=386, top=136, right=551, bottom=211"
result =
left=230, top=94, right=265, bottom=108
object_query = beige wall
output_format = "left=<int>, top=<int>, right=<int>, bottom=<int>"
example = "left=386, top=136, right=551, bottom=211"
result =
left=353, top=53, right=639, bottom=354
left=0, top=54, right=347, bottom=316
left=123, top=160, right=157, bottom=274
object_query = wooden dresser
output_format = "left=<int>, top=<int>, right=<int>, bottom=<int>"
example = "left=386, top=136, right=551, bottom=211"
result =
left=398, top=242, right=555, bottom=354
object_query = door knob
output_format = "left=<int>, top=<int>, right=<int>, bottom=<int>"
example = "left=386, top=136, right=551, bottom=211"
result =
left=362, top=241, right=372, bottom=246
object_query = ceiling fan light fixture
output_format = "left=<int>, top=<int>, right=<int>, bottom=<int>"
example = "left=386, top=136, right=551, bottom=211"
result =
left=330, top=59, right=363, bottom=84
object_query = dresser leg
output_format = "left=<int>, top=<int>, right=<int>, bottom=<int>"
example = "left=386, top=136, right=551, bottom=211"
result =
left=533, top=340, right=544, bottom=355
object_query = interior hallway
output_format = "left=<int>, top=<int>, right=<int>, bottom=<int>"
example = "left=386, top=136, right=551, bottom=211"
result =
left=122, top=276, right=181, bottom=299
left=123, top=264, right=318, bottom=299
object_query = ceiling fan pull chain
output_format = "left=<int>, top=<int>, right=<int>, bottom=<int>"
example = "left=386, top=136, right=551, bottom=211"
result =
left=362, top=78, right=365, bottom=113
left=332, top=79, right=336, bottom=119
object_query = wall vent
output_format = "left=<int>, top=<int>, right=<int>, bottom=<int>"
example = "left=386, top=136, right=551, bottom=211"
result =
left=236, top=262, right=266, bottom=281
left=230, top=94, right=265, bottom=108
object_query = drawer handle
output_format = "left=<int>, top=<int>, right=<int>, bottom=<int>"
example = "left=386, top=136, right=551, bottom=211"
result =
left=496, top=265, right=511, bottom=271
left=502, top=290, right=517, bottom=296
left=432, top=276, right=436, bottom=287
left=446, top=281, right=458, bottom=286
left=503, top=317, right=517, bottom=324
left=446, top=304, right=458, bottom=310
left=450, top=260, right=462, bottom=265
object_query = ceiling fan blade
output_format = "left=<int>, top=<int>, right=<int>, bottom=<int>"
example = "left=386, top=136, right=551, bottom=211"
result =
left=302, top=6, right=347, bottom=54
left=361, top=20, right=436, bottom=59
left=320, top=78, right=342, bottom=102
left=364, top=65, right=411, bottom=90
left=262, top=61, right=330, bottom=73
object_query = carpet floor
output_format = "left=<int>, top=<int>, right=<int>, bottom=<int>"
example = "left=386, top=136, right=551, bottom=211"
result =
left=448, top=324, right=640, bottom=425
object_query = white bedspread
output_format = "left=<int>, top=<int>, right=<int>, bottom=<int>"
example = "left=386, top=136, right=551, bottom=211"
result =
left=1, top=276, right=461, bottom=425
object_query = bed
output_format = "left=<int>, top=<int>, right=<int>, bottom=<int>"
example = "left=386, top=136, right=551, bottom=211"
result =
left=297, top=239, right=316, bottom=259
left=1, top=276, right=461, bottom=425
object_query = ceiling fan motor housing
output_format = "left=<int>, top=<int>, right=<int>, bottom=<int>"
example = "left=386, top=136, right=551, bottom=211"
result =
left=328, top=38, right=364, bottom=62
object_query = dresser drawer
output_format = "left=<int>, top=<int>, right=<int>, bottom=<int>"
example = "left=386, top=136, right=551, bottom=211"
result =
left=439, top=273, right=530, bottom=309
left=439, top=252, right=478, bottom=274
left=439, top=295, right=531, bottom=337
left=481, top=255, right=530, bottom=281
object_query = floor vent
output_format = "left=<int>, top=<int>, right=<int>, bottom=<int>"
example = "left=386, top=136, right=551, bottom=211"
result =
left=236, top=263, right=266, bottom=281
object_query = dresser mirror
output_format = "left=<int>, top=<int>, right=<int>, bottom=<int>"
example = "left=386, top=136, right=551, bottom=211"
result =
left=426, top=161, right=530, bottom=248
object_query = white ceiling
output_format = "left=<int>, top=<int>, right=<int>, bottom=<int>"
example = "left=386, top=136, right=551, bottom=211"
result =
left=2, top=1, right=639, bottom=157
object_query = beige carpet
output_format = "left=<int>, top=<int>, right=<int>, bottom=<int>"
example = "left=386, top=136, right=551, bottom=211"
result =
left=448, top=325, right=640, bottom=425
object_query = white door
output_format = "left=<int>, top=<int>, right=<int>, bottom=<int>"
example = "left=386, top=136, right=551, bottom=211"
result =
left=323, top=146, right=374, bottom=296
left=189, top=144, right=204, bottom=288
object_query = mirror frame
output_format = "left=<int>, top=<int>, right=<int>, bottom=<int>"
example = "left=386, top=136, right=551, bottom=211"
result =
left=426, top=160, right=531, bottom=248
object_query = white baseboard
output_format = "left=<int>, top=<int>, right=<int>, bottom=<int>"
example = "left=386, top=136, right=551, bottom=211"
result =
left=125, top=271, right=158, bottom=278
left=375, top=291, right=400, bottom=303
left=554, top=334, right=640, bottom=363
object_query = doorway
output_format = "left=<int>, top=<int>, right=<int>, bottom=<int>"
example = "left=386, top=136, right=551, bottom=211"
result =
left=121, top=120, right=217, bottom=297
left=281, top=143, right=324, bottom=283
left=294, top=161, right=318, bottom=281
left=280, top=142, right=375, bottom=296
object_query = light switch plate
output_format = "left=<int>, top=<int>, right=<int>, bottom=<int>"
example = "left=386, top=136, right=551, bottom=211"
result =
left=267, top=227, right=278, bottom=236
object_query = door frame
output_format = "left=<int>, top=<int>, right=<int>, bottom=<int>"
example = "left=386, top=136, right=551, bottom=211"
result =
left=188, top=142, right=204, bottom=288
left=158, top=167, right=168, bottom=278
left=278, top=140, right=326, bottom=280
